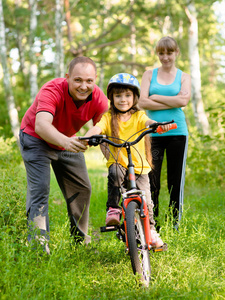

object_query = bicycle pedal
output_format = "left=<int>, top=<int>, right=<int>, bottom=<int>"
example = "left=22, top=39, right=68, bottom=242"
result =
left=100, top=225, right=119, bottom=232
left=152, top=243, right=168, bottom=252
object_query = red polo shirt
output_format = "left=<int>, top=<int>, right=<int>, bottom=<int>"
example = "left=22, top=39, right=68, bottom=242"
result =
left=21, top=78, right=108, bottom=149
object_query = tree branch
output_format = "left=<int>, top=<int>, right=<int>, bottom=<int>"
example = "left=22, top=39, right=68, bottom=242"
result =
left=102, top=60, right=147, bottom=69
left=70, top=33, right=131, bottom=56
left=81, top=18, right=123, bottom=48
left=69, top=2, right=134, bottom=56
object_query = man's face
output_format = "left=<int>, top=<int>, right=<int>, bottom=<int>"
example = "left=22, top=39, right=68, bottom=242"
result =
left=66, top=63, right=97, bottom=101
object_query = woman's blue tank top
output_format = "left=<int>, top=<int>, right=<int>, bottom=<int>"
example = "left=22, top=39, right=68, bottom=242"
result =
left=146, top=68, right=188, bottom=137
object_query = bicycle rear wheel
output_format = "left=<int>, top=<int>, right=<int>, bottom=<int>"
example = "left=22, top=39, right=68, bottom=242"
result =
left=126, top=201, right=151, bottom=286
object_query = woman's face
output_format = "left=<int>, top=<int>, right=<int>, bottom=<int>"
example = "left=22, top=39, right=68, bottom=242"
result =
left=157, top=49, right=178, bottom=67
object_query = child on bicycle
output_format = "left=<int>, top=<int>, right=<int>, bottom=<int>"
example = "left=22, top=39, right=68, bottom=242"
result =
left=84, top=73, right=171, bottom=249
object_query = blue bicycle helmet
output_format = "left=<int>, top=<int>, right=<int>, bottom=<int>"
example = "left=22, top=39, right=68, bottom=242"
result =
left=107, top=73, right=140, bottom=98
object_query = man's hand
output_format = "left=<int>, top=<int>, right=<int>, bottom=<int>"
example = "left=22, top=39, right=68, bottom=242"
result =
left=64, top=136, right=88, bottom=153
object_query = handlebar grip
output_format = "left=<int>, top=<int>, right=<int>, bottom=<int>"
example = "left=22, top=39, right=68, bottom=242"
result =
left=157, top=123, right=177, bottom=133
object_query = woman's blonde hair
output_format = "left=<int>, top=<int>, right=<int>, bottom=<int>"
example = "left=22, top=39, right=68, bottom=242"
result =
left=156, top=36, right=179, bottom=54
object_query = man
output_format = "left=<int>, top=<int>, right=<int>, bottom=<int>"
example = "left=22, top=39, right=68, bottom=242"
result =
left=19, top=56, right=108, bottom=253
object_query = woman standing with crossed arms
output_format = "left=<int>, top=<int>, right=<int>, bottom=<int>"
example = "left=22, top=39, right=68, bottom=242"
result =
left=139, top=36, right=191, bottom=230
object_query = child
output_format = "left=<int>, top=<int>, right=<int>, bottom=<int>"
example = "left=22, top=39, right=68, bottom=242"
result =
left=84, top=73, right=170, bottom=249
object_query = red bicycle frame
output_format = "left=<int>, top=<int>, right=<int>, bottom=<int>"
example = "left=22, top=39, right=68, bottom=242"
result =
left=122, top=192, right=152, bottom=251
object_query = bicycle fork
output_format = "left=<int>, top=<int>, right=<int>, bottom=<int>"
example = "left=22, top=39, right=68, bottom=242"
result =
left=122, top=191, right=152, bottom=251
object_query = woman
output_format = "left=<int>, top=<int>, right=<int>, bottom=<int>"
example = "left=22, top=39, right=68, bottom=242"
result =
left=139, top=36, right=191, bottom=230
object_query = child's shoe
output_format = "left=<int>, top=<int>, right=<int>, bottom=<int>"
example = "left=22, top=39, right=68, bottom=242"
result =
left=105, top=207, right=121, bottom=226
left=150, top=228, right=164, bottom=249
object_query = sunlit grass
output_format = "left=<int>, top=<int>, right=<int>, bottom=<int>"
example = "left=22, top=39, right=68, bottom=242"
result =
left=84, top=146, right=107, bottom=170
left=1, top=140, right=225, bottom=299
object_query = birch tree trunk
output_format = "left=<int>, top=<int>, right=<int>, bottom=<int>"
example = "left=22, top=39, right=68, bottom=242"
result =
left=185, top=2, right=210, bottom=135
left=0, top=0, right=20, bottom=141
left=29, top=0, right=38, bottom=102
left=15, top=0, right=27, bottom=89
left=130, top=0, right=137, bottom=76
left=55, top=0, right=64, bottom=78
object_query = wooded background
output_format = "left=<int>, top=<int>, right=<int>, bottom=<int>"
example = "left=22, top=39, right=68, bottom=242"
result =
left=0, top=2, right=224, bottom=297
left=0, top=0, right=224, bottom=145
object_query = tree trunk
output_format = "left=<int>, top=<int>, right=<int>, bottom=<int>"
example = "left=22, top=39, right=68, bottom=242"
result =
left=185, top=2, right=210, bottom=135
left=29, top=0, right=38, bottom=102
left=130, top=0, right=137, bottom=76
left=0, top=0, right=20, bottom=141
left=15, top=0, right=28, bottom=90
left=55, top=0, right=64, bottom=78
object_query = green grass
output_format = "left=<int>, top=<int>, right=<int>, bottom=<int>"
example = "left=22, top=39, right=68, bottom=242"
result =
left=0, top=140, right=225, bottom=299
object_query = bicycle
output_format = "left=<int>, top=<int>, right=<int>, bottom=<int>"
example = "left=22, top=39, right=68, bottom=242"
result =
left=79, top=120, right=177, bottom=286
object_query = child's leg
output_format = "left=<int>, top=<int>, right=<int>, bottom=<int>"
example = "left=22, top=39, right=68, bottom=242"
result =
left=136, top=174, right=164, bottom=248
left=136, top=174, right=155, bottom=229
left=106, top=163, right=126, bottom=210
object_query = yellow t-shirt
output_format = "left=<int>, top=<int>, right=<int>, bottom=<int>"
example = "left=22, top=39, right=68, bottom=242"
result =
left=96, top=111, right=151, bottom=174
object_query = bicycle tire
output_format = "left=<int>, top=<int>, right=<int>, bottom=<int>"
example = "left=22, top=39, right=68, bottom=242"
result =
left=126, top=201, right=151, bottom=286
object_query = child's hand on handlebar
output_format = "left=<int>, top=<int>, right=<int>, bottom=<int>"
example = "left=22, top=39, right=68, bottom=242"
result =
left=157, top=123, right=177, bottom=134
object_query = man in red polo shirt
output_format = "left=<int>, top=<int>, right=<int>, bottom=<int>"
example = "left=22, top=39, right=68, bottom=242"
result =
left=20, top=56, right=108, bottom=254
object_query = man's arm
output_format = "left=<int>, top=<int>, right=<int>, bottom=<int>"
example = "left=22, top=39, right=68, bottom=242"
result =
left=35, top=111, right=87, bottom=153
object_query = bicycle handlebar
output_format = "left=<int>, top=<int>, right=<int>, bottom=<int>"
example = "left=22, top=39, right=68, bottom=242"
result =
left=156, top=122, right=177, bottom=133
left=79, top=120, right=177, bottom=147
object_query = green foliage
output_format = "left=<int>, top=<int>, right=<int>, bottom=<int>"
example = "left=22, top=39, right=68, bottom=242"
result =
left=0, top=137, right=26, bottom=230
left=1, top=0, right=225, bottom=139
left=184, top=97, right=225, bottom=187
left=0, top=99, right=11, bottom=137
left=186, top=133, right=225, bottom=187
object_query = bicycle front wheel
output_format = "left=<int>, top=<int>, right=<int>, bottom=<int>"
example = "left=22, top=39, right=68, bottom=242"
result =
left=126, top=201, right=151, bottom=286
